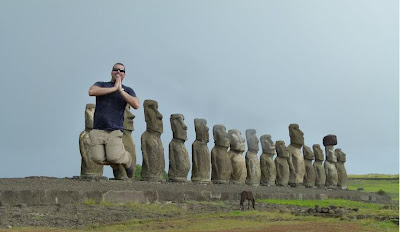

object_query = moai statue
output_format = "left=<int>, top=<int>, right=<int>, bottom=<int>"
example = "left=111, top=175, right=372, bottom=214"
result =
left=260, top=135, right=276, bottom=186
left=191, top=118, right=211, bottom=184
left=302, top=145, right=316, bottom=188
left=245, top=129, right=261, bottom=186
left=323, top=135, right=338, bottom=189
left=79, top=104, right=104, bottom=178
left=313, top=144, right=326, bottom=188
left=168, top=114, right=190, bottom=182
left=211, top=124, right=231, bottom=184
left=228, top=129, right=247, bottom=185
left=287, top=124, right=305, bottom=187
left=141, top=100, right=165, bottom=182
left=275, top=140, right=290, bottom=187
left=335, top=148, right=348, bottom=190
left=115, top=105, right=137, bottom=179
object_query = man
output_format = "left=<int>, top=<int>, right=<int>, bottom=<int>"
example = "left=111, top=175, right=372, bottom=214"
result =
left=88, top=63, right=140, bottom=179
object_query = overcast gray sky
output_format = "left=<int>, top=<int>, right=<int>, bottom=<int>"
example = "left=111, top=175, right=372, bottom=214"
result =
left=0, top=0, right=398, bottom=178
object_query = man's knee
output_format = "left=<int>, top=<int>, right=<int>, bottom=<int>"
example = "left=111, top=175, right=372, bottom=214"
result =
left=90, top=145, right=107, bottom=164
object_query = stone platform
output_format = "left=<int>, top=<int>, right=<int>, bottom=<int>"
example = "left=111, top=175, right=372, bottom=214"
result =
left=0, top=177, right=391, bottom=206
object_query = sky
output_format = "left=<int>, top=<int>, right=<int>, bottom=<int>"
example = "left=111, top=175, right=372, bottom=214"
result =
left=0, top=0, right=398, bottom=178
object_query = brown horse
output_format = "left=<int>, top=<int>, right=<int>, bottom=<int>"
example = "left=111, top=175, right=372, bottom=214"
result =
left=240, top=191, right=255, bottom=211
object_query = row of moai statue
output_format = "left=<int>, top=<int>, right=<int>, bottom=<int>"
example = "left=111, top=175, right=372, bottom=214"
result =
left=79, top=100, right=347, bottom=189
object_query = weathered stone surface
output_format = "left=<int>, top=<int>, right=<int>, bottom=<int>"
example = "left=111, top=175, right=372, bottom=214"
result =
left=191, top=119, right=210, bottom=184
left=228, top=129, right=247, bottom=185
left=313, top=144, right=326, bottom=188
left=141, top=100, right=165, bottom=182
left=211, top=124, right=231, bottom=184
left=323, top=134, right=337, bottom=146
left=313, top=144, right=324, bottom=161
left=168, top=114, right=190, bottom=182
left=335, top=148, right=348, bottom=190
left=288, top=124, right=305, bottom=187
left=324, top=145, right=338, bottom=188
left=245, top=129, right=261, bottom=186
left=275, top=140, right=290, bottom=187
left=117, top=106, right=137, bottom=179
left=302, top=145, right=315, bottom=188
left=79, top=104, right=104, bottom=177
left=260, top=135, right=276, bottom=186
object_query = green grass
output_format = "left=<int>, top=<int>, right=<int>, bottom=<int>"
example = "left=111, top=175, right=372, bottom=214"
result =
left=348, top=174, right=399, bottom=179
left=257, top=198, right=398, bottom=217
left=348, top=178, right=399, bottom=201
left=258, top=198, right=382, bottom=209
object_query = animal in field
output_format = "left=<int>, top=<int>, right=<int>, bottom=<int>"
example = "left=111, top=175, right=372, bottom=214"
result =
left=240, top=190, right=255, bottom=211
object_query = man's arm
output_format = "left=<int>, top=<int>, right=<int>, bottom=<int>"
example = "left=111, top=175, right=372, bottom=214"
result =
left=88, top=85, right=118, bottom=96
left=119, top=90, right=140, bottom=109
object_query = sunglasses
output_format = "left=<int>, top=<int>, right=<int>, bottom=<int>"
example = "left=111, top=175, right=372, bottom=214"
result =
left=112, top=68, right=125, bottom=73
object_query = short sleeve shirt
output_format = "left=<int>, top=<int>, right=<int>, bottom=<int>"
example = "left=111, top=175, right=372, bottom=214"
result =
left=92, top=81, right=136, bottom=131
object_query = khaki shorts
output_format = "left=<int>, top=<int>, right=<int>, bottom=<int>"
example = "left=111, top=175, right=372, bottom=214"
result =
left=89, top=130, right=132, bottom=169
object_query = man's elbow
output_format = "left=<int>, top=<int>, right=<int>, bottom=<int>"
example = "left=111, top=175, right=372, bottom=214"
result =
left=131, top=99, right=140, bottom=109
left=88, top=87, right=95, bottom=96
left=132, top=102, right=140, bottom=110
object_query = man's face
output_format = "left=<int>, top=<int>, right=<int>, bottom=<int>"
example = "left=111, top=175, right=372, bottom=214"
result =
left=111, top=64, right=126, bottom=82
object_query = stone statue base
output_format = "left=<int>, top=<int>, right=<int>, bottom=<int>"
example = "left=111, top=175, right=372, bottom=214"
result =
left=73, top=175, right=108, bottom=181
left=191, top=180, right=210, bottom=185
left=260, top=181, right=275, bottom=186
left=168, top=178, right=188, bottom=183
left=212, top=180, right=229, bottom=184
left=230, top=180, right=245, bottom=185
left=142, top=176, right=166, bottom=182
left=245, top=181, right=259, bottom=187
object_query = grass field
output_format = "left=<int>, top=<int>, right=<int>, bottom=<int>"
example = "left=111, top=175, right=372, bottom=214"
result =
left=347, top=174, right=399, bottom=201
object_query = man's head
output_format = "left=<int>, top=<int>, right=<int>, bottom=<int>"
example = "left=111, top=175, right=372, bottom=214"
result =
left=111, top=63, right=126, bottom=82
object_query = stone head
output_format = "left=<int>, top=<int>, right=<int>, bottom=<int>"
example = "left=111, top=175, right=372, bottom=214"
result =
left=246, top=129, right=259, bottom=152
left=170, top=114, right=187, bottom=141
left=335, top=148, right=346, bottom=162
left=289, top=124, right=304, bottom=146
left=302, top=145, right=314, bottom=160
left=213, top=124, right=230, bottom=148
left=123, top=105, right=135, bottom=131
left=312, top=144, right=324, bottom=161
left=260, top=134, right=275, bottom=154
left=85, top=104, right=95, bottom=129
left=275, top=140, right=289, bottom=158
left=194, top=118, right=209, bottom=143
left=325, top=146, right=337, bottom=162
left=144, top=99, right=163, bottom=133
left=228, top=129, right=246, bottom=152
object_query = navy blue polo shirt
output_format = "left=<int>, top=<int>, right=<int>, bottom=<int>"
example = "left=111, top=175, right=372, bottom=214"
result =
left=93, top=81, right=136, bottom=131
